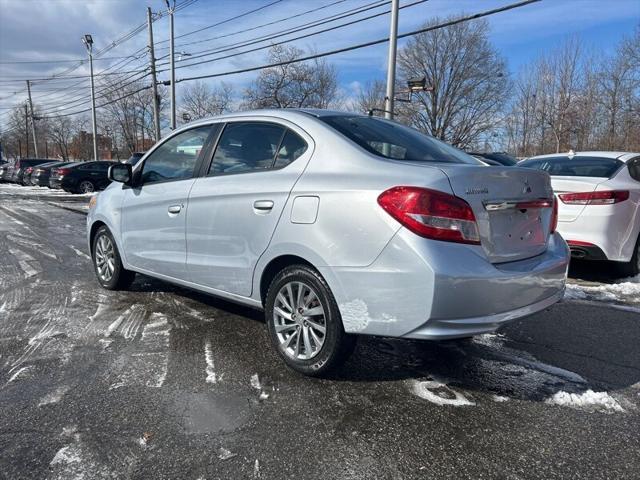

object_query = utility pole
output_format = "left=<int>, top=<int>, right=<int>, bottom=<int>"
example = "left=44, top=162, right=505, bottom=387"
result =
left=24, top=104, right=29, bottom=157
left=26, top=80, right=39, bottom=157
left=165, top=0, right=177, bottom=130
left=384, top=0, right=400, bottom=120
left=82, top=34, right=99, bottom=161
left=147, top=7, right=161, bottom=142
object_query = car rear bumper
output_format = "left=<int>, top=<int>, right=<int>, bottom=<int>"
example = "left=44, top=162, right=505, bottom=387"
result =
left=556, top=201, right=640, bottom=262
left=320, top=230, right=569, bottom=339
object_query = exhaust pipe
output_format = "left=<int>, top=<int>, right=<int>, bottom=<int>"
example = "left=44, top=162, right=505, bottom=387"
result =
left=570, top=248, right=587, bottom=259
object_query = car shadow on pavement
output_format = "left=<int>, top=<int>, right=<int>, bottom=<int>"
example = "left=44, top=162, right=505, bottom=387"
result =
left=568, top=258, right=625, bottom=282
left=330, top=300, right=640, bottom=404
left=127, top=272, right=638, bottom=406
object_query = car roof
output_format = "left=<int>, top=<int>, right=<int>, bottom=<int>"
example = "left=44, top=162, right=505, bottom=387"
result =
left=183, top=108, right=361, bottom=127
left=527, top=151, right=640, bottom=163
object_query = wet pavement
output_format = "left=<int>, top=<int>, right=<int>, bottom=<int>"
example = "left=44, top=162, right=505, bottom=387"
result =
left=1, top=184, right=639, bottom=480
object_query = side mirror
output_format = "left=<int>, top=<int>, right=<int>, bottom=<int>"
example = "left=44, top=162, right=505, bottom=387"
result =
left=108, top=163, right=132, bottom=184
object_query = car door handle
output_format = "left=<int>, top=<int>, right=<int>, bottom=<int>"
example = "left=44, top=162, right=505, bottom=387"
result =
left=168, top=204, right=182, bottom=214
left=253, top=200, right=274, bottom=212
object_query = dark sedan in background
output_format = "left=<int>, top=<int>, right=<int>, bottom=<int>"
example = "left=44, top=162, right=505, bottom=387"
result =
left=12, top=158, right=56, bottom=184
left=30, top=161, right=76, bottom=187
left=50, top=161, right=117, bottom=193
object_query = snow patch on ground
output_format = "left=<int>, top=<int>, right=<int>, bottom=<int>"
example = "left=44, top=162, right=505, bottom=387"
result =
left=565, top=276, right=640, bottom=309
left=217, top=447, right=237, bottom=460
left=70, top=246, right=91, bottom=260
left=105, top=312, right=170, bottom=389
left=410, top=380, right=475, bottom=407
left=492, top=395, right=509, bottom=402
left=546, top=389, right=625, bottom=413
left=250, top=373, right=262, bottom=390
left=5, top=366, right=32, bottom=384
left=204, top=339, right=219, bottom=384
left=39, top=386, right=69, bottom=406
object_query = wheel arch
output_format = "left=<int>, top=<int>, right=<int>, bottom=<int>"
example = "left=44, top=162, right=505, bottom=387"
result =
left=259, top=254, right=318, bottom=306
left=89, top=220, right=107, bottom=256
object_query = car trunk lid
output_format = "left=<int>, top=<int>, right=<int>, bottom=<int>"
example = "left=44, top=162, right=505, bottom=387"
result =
left=549, top=177, right=604, bottom=222
left=437, top=165, right=555, bottom=263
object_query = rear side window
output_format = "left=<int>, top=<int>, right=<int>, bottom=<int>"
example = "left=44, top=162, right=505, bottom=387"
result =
left=209, top=122, right=285, bottom=175
left=319, top=115, right=481, bottom=164
left=274, top=130, right=308, bottom=168
left=520, top=156, right=624, bottom=178
left=92, top=162, right=112, bottom=172
left=628, top=157, right=640, bottom=182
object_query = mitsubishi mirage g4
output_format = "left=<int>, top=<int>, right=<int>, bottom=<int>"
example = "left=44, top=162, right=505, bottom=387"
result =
left=87, top=109, right=569, bottom=376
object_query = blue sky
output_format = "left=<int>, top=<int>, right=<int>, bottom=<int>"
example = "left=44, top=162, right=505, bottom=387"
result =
left=0, top=0, right=638, bottom=125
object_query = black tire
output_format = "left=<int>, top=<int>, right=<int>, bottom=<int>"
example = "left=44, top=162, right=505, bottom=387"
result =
left=618, top=234, right=640, bottom=278
left=92, top=226, right=135, bottom=290
left=264, top=264, right=356, bottom=377
left=78, top=180, right=95, bottom=194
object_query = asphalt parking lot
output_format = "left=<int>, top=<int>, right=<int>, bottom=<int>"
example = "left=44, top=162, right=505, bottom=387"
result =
left=1, top=184, right=639, bottom=480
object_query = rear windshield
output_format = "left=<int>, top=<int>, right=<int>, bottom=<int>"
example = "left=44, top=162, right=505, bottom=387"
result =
left=520, top=156, right=624, bottom=178
left=319, top=115, right=481, bottom=165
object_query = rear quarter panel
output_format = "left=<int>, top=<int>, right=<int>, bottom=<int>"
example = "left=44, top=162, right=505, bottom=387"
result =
left=252, top=124, right=454, bottom=301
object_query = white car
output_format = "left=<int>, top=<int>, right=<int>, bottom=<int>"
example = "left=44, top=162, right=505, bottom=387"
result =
left=521, top=151, right=640, bottom=276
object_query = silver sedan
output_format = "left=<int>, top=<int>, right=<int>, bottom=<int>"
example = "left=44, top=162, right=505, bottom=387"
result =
left=87, top=109, right=569, bottom=376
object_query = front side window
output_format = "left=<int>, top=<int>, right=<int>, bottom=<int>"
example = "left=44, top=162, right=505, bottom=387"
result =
left=319, top=115, right=482, bottom=165
left=520, top=156, right=624, bottom=178
left=141, top=126, right=212, bottom=184
left=209, top=122, right=285, bottom=175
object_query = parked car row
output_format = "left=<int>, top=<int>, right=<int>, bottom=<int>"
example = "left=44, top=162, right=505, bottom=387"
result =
left=0, top=158, right=119, bottom=193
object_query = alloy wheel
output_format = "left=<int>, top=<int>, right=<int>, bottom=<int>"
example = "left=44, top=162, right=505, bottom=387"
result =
left=273, top=281, right=327, bottom=360
left=95, top=234, right=116, bottom=282
left=79, top=181, right=95, bottom=193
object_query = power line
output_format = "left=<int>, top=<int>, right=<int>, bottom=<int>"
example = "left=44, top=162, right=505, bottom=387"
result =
left=156, top=0, right=389, bottom=61
left=177, top=0, right=541, bottom=83
left=0, top=55, right=138, bottom=65
left=0, top=0, right=197, bottom=86
left=157, top=0, right=351, bottom=52
left=156, top=0, right=284, bottom=45
left=158, top=0, right=424, bottom=71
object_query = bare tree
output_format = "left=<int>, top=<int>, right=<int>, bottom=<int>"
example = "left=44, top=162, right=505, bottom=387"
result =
left=243, top=45, right=339, bottom=109
left=352, top=80, right=386, bottom=115
left=506, top=28, right=640, bottom=156
left=397, top=18, right=509, bottom=149
left=47, top=115, right=74, bottom=160
left=99, top=75, right=166, bottom=155
left=181, top=81, right=232, bottom=121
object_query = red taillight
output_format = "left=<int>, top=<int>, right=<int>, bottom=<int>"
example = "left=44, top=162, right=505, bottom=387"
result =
left=550, top=195, right=558, bottom=234
left=57, top=168, right=71, bottom=176
left=566, top=240, right=596, bottom=247
left=377, top=186, right=480, bottom=245
left=558, top=190, right=629, bottom=205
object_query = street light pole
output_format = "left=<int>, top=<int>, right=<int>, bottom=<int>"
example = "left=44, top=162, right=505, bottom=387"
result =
left=165, top=0, right=176, bottom=130
left=26, top=80, right=39, bottom=157
left=384, top=0, right=400, bottom=120
left=147, top=7, right=161, bottom=142
left=82, top=34, right=99, bottom=161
